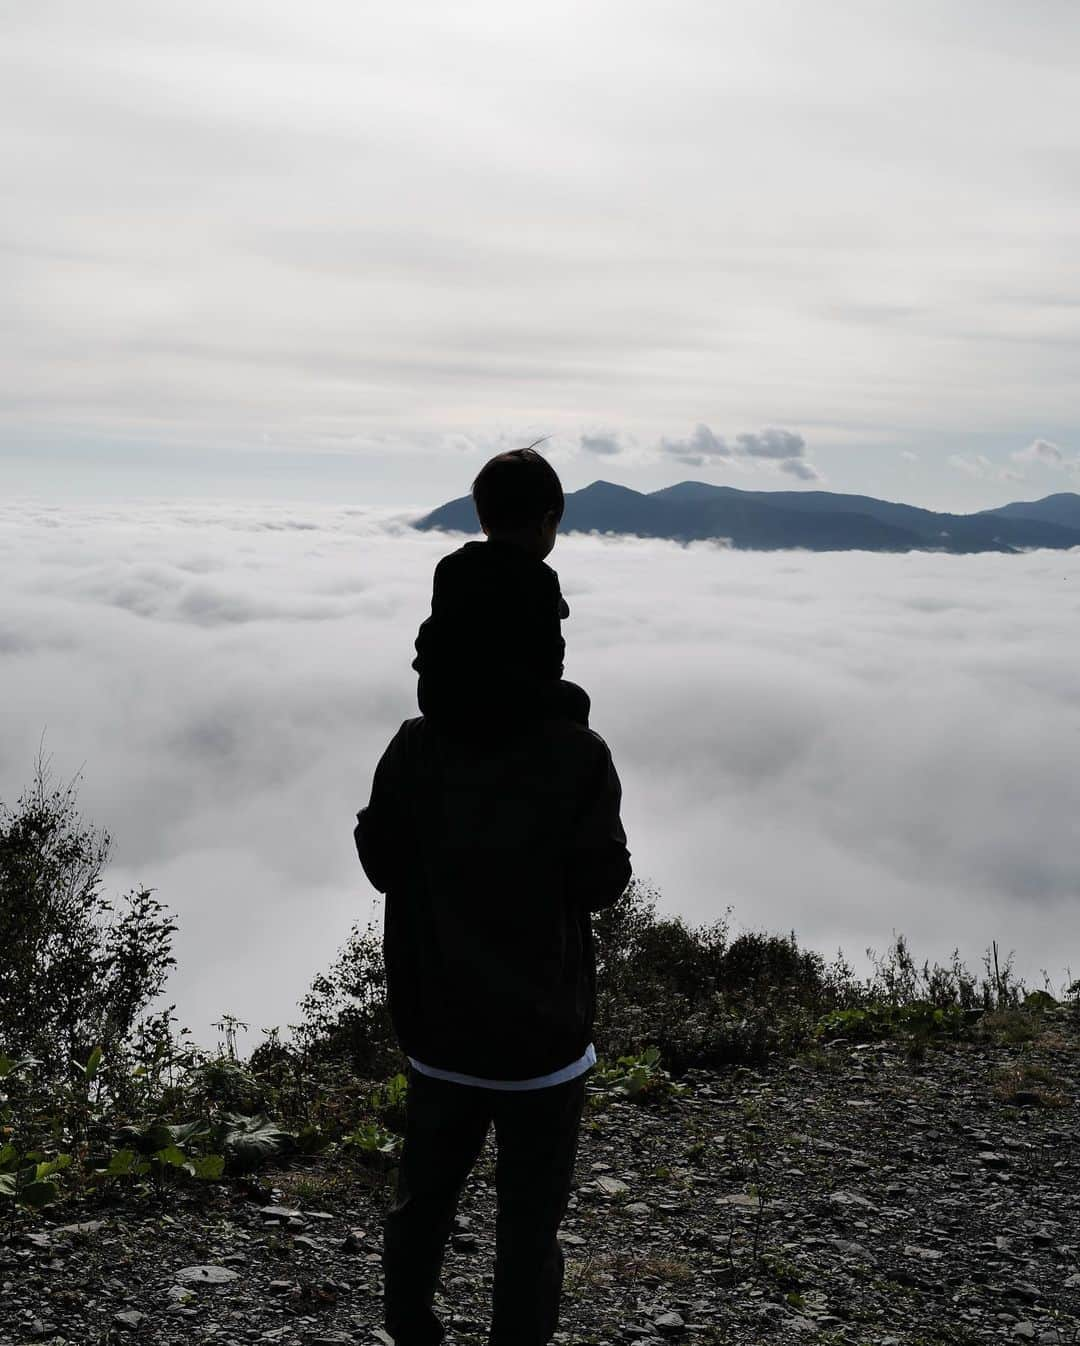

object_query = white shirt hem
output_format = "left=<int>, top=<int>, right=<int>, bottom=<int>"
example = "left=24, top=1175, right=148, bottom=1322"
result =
left=407, top=1042, right=596, bottom=1091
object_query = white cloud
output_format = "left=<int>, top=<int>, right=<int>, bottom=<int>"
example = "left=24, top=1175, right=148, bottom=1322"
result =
left=662, top=424, right=822, bottom=481
left=900, top=450, right=919, bottom=463
left=735, top=428, right=806, bottom=460
left=580, top=432, right=622, bottom=456
left=4, top=2, right=1080, bottom=492
left=1012, top=438, right=1067, bottom=467
left=660, top=423, right=731, bottom=466
left=779, top=458, right=822, bottom=482
left=949, top=452, right=1042, bottom=486
left=948, top=454, right=994, bottom=478
left=2, top=501, right=1079, bottom=1045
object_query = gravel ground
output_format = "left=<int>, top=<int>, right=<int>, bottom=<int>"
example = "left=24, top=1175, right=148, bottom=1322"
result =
left=2, top=1024, right=1078, bottom=1346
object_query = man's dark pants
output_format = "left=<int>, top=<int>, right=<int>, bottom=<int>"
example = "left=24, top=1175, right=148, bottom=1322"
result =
left=384, top=1065, right=588, bottom=1345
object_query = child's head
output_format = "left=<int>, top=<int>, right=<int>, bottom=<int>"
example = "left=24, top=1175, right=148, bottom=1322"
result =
left=472, top=446, right=564, bottom=559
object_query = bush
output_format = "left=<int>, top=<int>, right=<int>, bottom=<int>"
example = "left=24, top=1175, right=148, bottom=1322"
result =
left=591, top=880, right=852, bottom=1070
left=294, top=920, right=401, bottom=1080
left=0, top=758, right=176, bottom=1098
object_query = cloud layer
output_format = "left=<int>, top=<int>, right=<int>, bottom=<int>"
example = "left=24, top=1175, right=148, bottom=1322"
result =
left=2, top=501, right=1078, bottom=1045
left=3, top=2, right=1080, bottom=510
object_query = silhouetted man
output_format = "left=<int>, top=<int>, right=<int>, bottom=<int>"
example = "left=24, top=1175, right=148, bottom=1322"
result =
left=354, top=714, right=631, bottom=1345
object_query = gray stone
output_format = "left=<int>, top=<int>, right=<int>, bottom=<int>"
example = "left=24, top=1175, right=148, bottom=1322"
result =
left=258, top=1205, right=303, bottom=1222
left=828, top=1189, right=877, bottom=1209
left=113, top=1310, right=147, bottom=1331
left=1004, top=1282, right=1042, bottom=1304
left=652, top=1312, right=685, bottom=1334
left=54, top=1220, right=105, bottom=1238
left=595, top=1176, right=629, bottom=1196
left=175, top=1264, right=240, bottom=1285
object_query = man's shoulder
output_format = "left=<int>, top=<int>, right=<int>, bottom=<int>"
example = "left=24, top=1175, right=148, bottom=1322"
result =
left=400, top=715, right=610, bottom=765
left=539, top=718, right=615, bottom=768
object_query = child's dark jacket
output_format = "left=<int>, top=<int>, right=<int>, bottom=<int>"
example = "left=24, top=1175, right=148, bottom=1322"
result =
left=353, top=716, right=631, bottom=1080
left=412, top=539, right=570, bottom=733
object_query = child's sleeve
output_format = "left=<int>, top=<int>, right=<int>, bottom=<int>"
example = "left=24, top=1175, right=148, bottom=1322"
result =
left=412, top=558, right=450, bottom=674
left=534, top=566, right=567, bottom=680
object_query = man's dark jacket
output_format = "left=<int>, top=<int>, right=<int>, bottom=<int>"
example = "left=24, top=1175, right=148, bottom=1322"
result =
left=354, top=716, right=631, bottom=1080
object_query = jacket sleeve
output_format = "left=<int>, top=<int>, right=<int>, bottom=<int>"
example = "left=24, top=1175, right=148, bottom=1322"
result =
left=567, top=740, right=631, bottom=912
left=353, top=727, right=408, bottom=894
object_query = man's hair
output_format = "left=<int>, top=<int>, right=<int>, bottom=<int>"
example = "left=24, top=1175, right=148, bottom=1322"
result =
left=471, top=444, right=565, bottom=532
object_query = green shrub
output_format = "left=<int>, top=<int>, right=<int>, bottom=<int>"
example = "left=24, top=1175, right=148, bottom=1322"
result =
left=0, top=759, right=176, bottom=1102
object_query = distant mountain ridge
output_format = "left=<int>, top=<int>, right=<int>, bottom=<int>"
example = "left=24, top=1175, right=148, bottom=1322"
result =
left=414, top=484, right=1080, bottom=554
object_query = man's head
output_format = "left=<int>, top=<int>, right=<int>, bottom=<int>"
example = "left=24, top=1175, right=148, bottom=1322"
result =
left=472, top=445, right=564, bottom=559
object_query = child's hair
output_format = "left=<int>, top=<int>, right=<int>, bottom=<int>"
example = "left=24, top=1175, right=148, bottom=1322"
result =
left=472, top=445, right=564, bottom=532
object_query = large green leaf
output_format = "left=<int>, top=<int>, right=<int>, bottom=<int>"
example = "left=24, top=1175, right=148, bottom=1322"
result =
left=0, top=1053, right=37, bottom=1080
left=220, top=1114, right=295, bottom=1170
left=34, top=1155, right=72, bottom=1181
left=115, top=1121, right=174, bottom=1154
left=152, top=1145, right=188, bottom=1169
left=106, top=1149, right=137, bottom=1176
left=187, top=1154, right=225, bottom=1180
left=17, top=1180, right=60, bottom=1209
left=167, top=1120, right=211, bottom=1147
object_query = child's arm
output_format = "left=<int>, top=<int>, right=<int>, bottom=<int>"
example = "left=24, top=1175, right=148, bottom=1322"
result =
left=531, top=565, right=567, bottom=681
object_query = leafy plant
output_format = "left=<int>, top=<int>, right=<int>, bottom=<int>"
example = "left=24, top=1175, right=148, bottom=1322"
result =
left=590, top=1047, right=683, bottom=1104
left=295, top=919, right=399, bottom=1078
left=814, top=1000, right=974, bottom=1044
left=216, top=1113, right=296, bottom=1172
left=367, top=1072, right=408, bottom=1133
left=343, top=1118, right=401, bottom=1161
left=0, top=757, right=176, bottom=1097
left=0, top=1146, right=72, bottom=1211
left=107, top=1118, right=224, bottom=1191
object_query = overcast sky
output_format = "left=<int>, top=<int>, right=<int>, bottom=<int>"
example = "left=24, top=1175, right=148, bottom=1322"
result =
left=3, top=1, right=1080, bottom=510
left=2, top=501, right=1077, bottom=1042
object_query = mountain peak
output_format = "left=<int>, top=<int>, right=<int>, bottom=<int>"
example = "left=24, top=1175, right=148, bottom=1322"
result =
left=576, top=480, right=644, bottom=498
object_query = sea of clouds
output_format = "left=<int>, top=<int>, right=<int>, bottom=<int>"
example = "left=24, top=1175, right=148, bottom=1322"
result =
left=2, top=499, right=1078, bottom=1045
